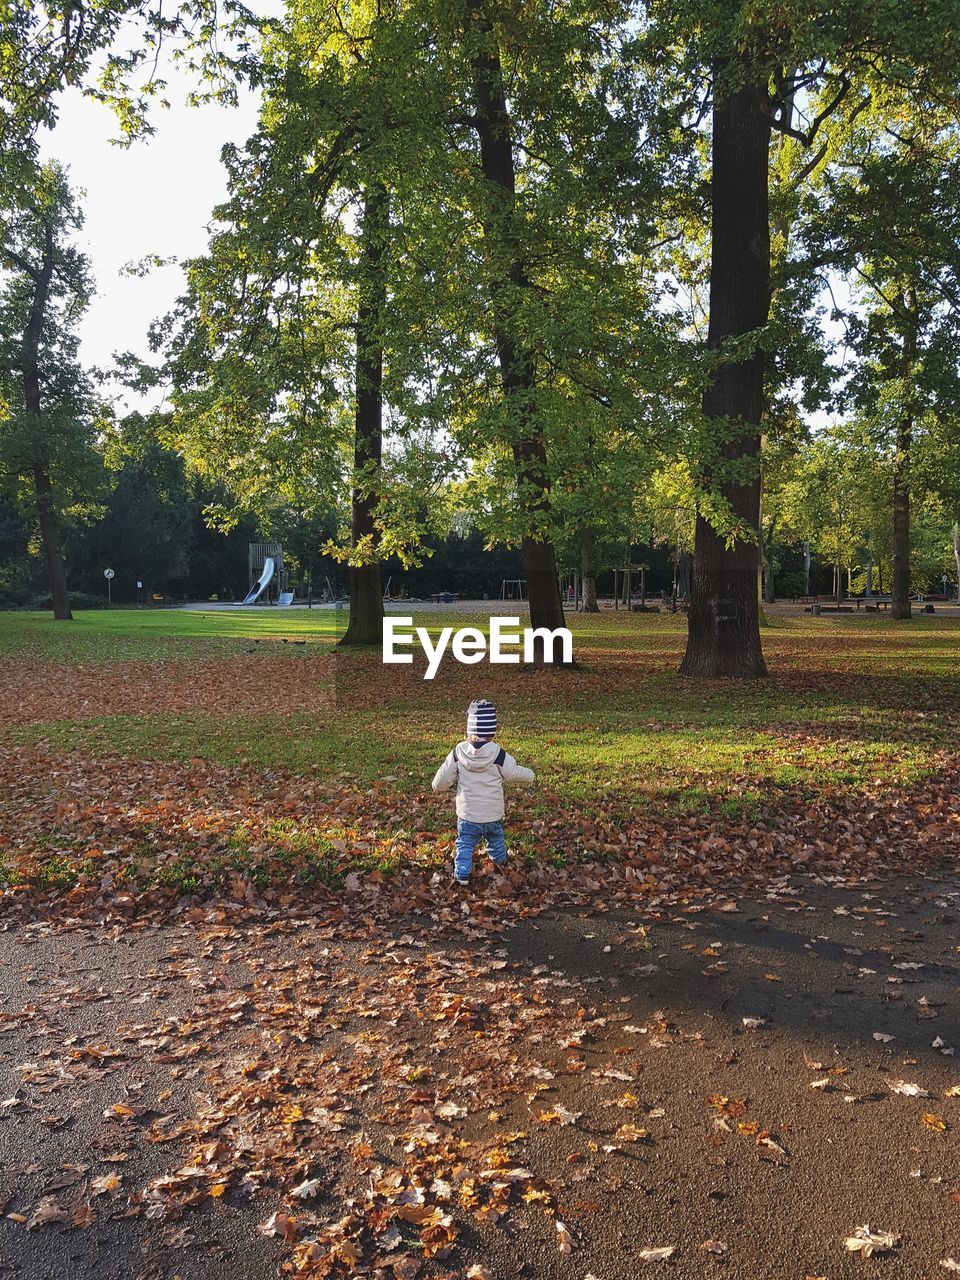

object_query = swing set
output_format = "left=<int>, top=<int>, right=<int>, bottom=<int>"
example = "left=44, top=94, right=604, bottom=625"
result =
left=499, top=579, right=527, bottom=602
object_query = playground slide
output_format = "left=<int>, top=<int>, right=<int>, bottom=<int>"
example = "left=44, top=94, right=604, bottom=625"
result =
left=241, top=557, right=275, bottom=605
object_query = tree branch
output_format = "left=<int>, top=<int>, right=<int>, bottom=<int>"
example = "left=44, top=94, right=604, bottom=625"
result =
left=0, top=243, right=40, bottom=281
left=770, top=73, right=851, bottom=146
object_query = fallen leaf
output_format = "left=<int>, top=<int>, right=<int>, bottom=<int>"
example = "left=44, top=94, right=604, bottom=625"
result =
left=890, top=1080, right=929, bottom=1097
left=701, top=1239, right=728, bottom=1255
left=922, top=1113, right=948, bottom=1132
left=90, top=1174, right=121, bottom=1197
left=615, top=1123, right=649, bottom=1143
left=844, top=1225, right=899, bottom=1256
left=290, top=1177, right=323, bottom=1199
left=638, top=1245, right=675, bottom=1262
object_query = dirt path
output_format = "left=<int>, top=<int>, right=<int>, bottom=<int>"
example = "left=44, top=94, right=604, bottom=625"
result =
left=0, top=870, right=958, bottom=1279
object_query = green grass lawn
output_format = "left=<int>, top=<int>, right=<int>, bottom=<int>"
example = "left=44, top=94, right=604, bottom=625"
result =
left=2, top=606, right=959, bottom=897
left=2, top=607, right=959, bottom=820
left=0, top=605, right=343, bottom=661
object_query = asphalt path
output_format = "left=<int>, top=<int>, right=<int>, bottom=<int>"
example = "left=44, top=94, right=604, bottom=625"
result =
left=0, top=871, right=957, bottom=1279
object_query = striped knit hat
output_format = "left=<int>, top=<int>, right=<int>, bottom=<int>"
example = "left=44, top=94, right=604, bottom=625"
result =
left=467, top=699, right=497, bottom=740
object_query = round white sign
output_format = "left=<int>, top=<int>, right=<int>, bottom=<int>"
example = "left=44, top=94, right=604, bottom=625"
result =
left=104, top=568, right=115, bottom=580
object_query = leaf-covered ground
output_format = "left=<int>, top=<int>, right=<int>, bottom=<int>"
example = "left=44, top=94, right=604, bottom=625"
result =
left=0, top=607, right=958, bottom=1277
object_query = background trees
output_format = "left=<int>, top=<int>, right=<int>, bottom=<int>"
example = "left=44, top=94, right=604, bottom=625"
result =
left=1, top=0, right=959, bottom=654
left=800, top=95, right=960, bottom=616
left=0, top=165, right=98, bottom=619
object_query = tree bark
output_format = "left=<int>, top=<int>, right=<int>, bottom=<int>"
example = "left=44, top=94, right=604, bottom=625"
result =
left=465, top=0, right=566, bottom=653
left=20, top=219, right=71, bottom=620
left=761, top=514, right=776, bottom=604
left=891, top=284, right=918, bottom=621
left=579, top=527, right=599, bottom=611
left=680, top=71, right=769, bottom=678
left=340, top=185, right=387, bottom=646
left=951, top=524, right=960, bottom=594
left=32, top=462, right=72, bottom=620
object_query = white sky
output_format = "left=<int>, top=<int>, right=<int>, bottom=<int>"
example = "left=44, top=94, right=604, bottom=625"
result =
left=38, top=79, right=261, bottom=411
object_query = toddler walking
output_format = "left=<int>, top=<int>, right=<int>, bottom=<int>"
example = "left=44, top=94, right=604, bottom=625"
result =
left=431, top=699, right=534, bottom=885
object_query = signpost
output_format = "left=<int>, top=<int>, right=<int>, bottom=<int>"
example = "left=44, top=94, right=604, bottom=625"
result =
left=104, top=567, right=114, bottom=607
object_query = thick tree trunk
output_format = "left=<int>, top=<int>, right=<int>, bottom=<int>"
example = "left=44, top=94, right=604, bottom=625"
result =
left=891, top=429, right=911, bottom=618
left=680, top=73, right=769, bottom=679
left=579, top=527, right=599, bottom=611
left=952, top=525, right=960, bottom=594
left=32, top=461, right=72, bottom=620
left=340, top=185, right=387, bottom=646
left=466, top=0, right=566, bottom=652
left=891, top=285, right=918, bottom=621
left=20, top=220, right=71, bottom=620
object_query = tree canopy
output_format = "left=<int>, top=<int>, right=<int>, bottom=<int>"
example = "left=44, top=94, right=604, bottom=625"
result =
left=2, top=0, right=960, bottom=654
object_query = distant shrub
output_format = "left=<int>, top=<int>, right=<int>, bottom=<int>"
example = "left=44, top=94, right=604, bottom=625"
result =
left=0, top=586, right=34, bottom=610
left=29, top=590, right=110, bottom=611
left=776, top=571, right=808, bottom=600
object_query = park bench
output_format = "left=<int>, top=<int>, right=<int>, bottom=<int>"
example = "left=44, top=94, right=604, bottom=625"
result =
left=851, top=595, right=893, bottom=610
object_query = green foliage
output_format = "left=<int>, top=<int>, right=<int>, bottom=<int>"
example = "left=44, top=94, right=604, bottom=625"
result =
left=0, top=164, right=105, bottom=528
left=4, top=0, right=960, bottom=626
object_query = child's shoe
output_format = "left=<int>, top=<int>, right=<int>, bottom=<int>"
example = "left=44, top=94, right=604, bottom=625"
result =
left=454, top=874, right=471, bottom=886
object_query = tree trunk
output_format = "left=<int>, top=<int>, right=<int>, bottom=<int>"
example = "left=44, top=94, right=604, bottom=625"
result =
left=579, top=527, right=599, bottom=611
left=891, top=285, right=918, bottom=621
left=340, top=185, right=387, bottom=646
left=761, top=518, right=776, bottom=604
left=21, top=219, right=71, bottom=620
left=465, top=0, right=566, bottom=654
left=952, top=524, right=960, bottom=594
left=32, top=461, right=72, bottom=620
left=678, top=553, right=691, bottom=600
left=680, top=71, right=769, bottom=678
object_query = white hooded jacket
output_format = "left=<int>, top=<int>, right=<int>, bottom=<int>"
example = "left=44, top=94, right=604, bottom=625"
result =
left=431, top=740, right=534, bottom=823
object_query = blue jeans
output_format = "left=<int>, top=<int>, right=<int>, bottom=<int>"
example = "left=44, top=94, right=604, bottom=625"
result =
left=454, top=819, right=507, bottom=878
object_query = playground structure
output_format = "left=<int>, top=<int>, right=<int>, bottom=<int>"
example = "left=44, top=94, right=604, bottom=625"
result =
left=561, top=562, right=651, bottom=611
left=500, top=578, right=527, bottom=602
left=242, top=543, right=287, bottom=605
left=611, top=562, right=650, bottom=610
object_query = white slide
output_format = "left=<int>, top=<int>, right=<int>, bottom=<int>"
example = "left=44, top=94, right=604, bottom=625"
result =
left=241, top=557, right=275, bottom=605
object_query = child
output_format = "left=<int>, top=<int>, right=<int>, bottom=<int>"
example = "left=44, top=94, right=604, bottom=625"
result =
left=431, top=699, right=535, bottom=885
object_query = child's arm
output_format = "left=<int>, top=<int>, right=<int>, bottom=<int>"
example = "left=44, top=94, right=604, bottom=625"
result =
left=431, top=750, right=458, bottom=792
left=499, top=751, right=534, bottom=784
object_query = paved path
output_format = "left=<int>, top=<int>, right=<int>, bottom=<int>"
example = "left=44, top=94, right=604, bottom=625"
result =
left=0, top=872, right=958, bottom=1278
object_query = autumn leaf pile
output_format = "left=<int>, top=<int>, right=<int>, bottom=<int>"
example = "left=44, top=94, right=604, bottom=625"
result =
left=0, top=738, right=958, bottom=925
left=0, top=653, right=334, bottom=725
